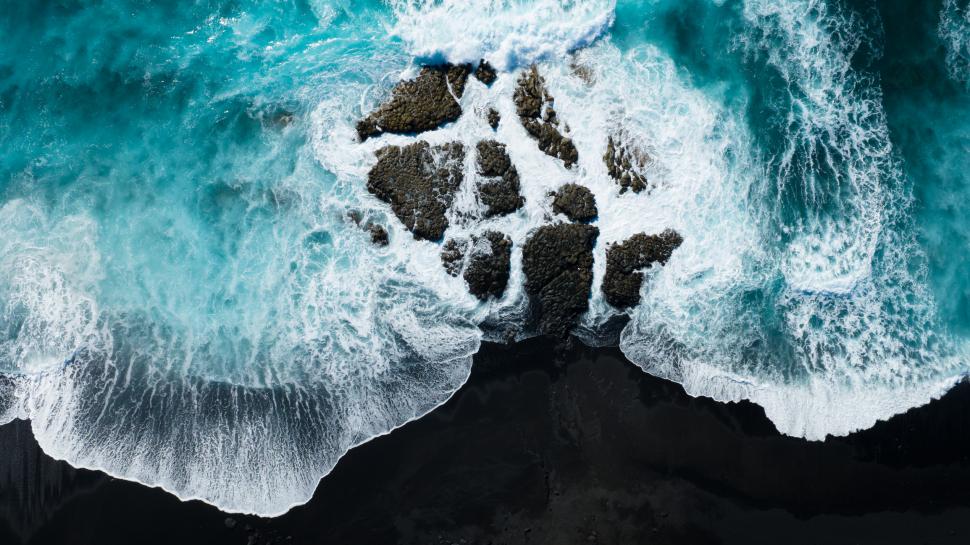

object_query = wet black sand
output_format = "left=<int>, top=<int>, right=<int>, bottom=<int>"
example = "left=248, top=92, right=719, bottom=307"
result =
left=2, top=337, right=970, bottom=545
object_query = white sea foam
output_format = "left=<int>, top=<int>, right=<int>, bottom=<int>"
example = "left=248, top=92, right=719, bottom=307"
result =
left=940, top=0, right=970, bottom=86
left=388, top=0, right=616, bottom=70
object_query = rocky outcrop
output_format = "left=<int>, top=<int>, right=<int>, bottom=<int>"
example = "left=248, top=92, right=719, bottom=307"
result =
left=522, top=223, right=599, bottom=337
left=476, top=140, right=524, bottom=217
left=602, top=229, right=683, bottom=309
left=357, top=64, right=471, bottom=141
left=367, top=141, right=464, bottom=241
left=440, top=231, right=513, bottom=301
left=474, top=60, right=497, bottom=85
left=551, top=183, right=597, bottom=223
left=513, top=66, right=579, bottom=168
left=486, top=108, right=501, bottom=130
left=604, top=135, right=650, bottom=194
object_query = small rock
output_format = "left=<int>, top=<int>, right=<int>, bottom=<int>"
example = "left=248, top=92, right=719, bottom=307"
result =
left=486, top=108, right=501, bottom=130
left=604, top=134, right=650, bottom=193
left=476, top=140, right=524, bottom=217
left=474, top=59, right=497, bottom=85
left=367, top=223, right=389, bottom=246
left=552, top=183, right=597, bottom=223
left=440, top=238, right=467, bottom=277
left=440, top=232, right=513, bottom=300
left=464, top=231, right=513, bottom=300
left=602, top=229, right=683, bottom=308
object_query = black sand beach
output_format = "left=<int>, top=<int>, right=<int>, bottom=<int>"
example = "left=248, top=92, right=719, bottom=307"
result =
left=2, top=337, right=970, bottom=545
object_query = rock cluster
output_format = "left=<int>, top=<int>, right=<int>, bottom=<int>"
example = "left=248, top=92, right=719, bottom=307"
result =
left=604, top=135, right=650, bottom=194
left=513, top=66, right=579, bottom=168
left=476, top=140, right=525, bottom=217
left=357, top=64, right=471, bottom=141
left=602, top=229, right=683, bottom=308
left=474, top=60, right=497, bottom=85
left=441, top=231, right=513, bottom=301
left=367, top=141, right=464, bottom=241
left=522, top=223, right=599, bottom=337
left=551, top=183, right=597, bottom=223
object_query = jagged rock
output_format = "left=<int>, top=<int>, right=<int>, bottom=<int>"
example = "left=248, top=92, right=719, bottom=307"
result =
left=441, top=238, right=466, bottom=277
left=347, top=210, right=390, bottom=246
left=522, top=223, right=599, bottom=337
left=465, top=232, right=512, bottom=300
left=440, top=232, right=513, bottom=301
left=476, top=140, right=525, bottom=217
left=551, top=183, right=597, bottom=223
left=487, top=108, right=501, bottom=130
left=357, top=64, right=471, bottom=141
left=367, top=141, right=464, bottom=241
left=513, top=66, right=579, bottom=168
left=368, top=224, right=389, bottom=246
left=474, top=60, right=497, bottom=85
left=476, top=140, right=512, bottom=177
left=602, top=229, right=683, bottom=309
left=604, top=135, right=650, bottom=194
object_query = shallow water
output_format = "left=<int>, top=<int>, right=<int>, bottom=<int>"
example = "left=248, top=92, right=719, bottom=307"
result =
left=0, top=0, right=968, bottom=515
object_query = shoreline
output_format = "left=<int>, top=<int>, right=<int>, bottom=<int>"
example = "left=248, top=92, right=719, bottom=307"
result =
left=3, top=337, right=970, bottom=544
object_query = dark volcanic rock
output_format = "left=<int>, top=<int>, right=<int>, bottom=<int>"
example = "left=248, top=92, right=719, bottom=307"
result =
left=476, top=140, right=512, bottom=177
left=440, top=232, right=513, bottom=301
left=552, top=183, right=597, bottom=223
left=367, top=141, right=465, bottom=241
left=476, top=140, right=524, bottom=217
left=513, top=66, right=579, bottom=168
left=368, top=224, right=389, bottom=246
left=474, top=60, right=497, bottom=85
left=522, top=223, right=599, bottom=337
left=357, top=64, right=471, bottom=141
left=486, top=108, right=501, bottom=130
left=347, top=210, right=390, bottom=246
left=441, top=238, right=466, bottom=277
left=465, top=231, right=512, bottom=300
left=602, top=229, right=683, bottom=309
left=604, top=135, right=650, bottom=194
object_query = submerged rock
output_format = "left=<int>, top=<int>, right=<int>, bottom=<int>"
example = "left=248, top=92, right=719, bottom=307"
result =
left=604, top=135, right=650, bottom=194
left=476, top=140, right=524, bottom=217
left=602, top=229, right=683, bottom=309
left=367, top=141, right=465, bottom=241
left=440, top=231, right=513, bottom=301
left=513, top=66, right=579, bottom=168
left=474, top=60, right=497, bottom=85
left=357, top=64, right=471, bottom=141
left=551, top=183, right=597, bottom=223
left=368, top=224, right=389, bottom=246
left=522, top=223, right=599, bottom=337
left=347, top=210, right=390, bottom=247
left=486, top=108, right=501, bottom=130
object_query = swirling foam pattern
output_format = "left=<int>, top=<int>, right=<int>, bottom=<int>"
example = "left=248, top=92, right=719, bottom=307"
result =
left=1, top=0, right=968, bottom=515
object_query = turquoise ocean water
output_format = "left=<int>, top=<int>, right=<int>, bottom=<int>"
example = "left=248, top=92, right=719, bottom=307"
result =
left=0, top=0, right=968, bottom=515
